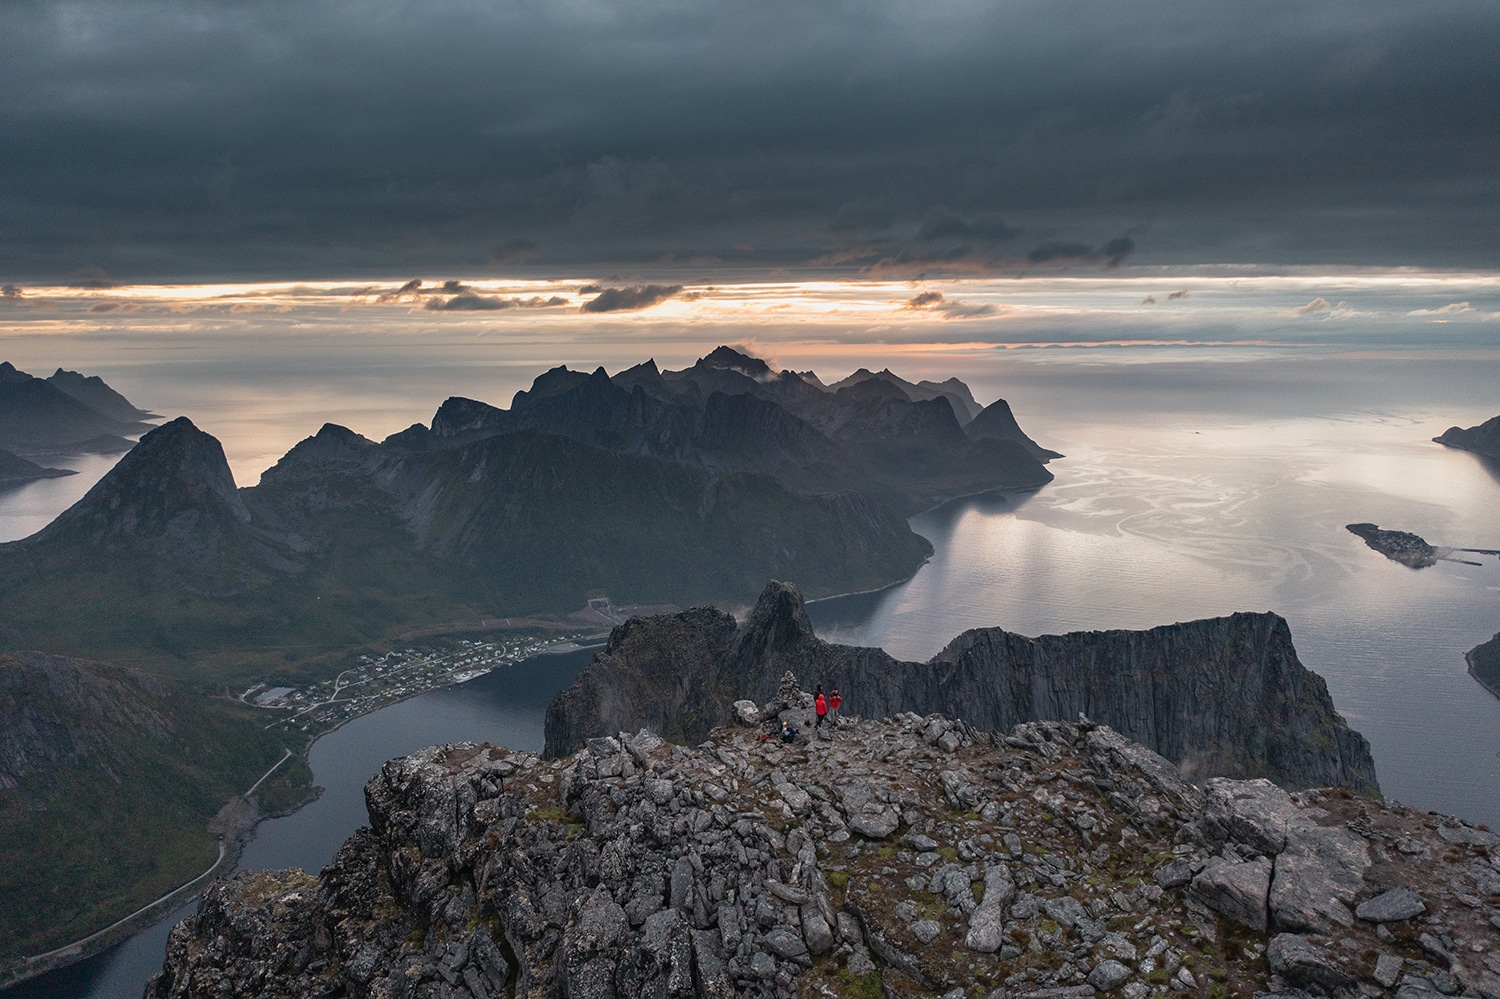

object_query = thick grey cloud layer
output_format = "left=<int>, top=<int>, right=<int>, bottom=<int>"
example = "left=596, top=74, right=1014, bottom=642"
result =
left=1, top=0, right=1496, bottom=279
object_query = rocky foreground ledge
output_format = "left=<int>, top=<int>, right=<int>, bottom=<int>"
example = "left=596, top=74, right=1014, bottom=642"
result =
left=150, top=699, right=1499, bottom=999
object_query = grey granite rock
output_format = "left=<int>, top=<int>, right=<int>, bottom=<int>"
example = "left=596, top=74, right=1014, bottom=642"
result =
left=1267, top=933, right=1354, bottom=990
left=1269, top=823, right=1368, bottom=932
left=1375, top=954, right=1404, bottom=987
left=1087, top=959, right=1131, bottom=991
left=1200, top=778, right=1303, bottom=856
left=966, top=862, right=1017, bottom=953
left=1190, top=857, right=1272, bottom=931
left=1357, top=886, right=1426, bottom=923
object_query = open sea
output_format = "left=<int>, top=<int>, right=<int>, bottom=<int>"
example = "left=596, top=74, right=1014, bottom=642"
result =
left=1, top=307, right=1497, bottom=997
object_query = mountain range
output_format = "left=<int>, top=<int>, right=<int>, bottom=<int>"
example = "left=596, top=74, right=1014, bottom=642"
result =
left=0, top=361, right=156, bottom=457
left=0, top=348, right=1056, bottom=658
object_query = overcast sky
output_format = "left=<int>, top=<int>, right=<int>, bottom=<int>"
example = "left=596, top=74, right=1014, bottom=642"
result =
left=2, top=0, right=1497, bottom=282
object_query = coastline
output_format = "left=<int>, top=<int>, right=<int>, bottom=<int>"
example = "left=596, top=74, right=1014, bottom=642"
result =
left=0, top=638, right=609, bottom=990
left=805, top=483, right=1051, bottom=607
left=1466, top=634, right=1500, bottom=701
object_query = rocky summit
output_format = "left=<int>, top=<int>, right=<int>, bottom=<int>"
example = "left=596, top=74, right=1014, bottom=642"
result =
left=151, top=688, right=1499, bottom=999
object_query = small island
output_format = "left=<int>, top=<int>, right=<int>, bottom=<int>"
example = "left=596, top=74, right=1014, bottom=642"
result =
left=1346, top=522, right=1440, bottom=568
left=1468, top=632, right=1500, bottom=700
left=1434, top=414, right=1500, bottom=461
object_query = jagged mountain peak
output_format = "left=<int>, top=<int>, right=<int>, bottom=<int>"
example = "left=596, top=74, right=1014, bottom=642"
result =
left=0, top=361, right=29, bottom=384
left=698, top=345, right=773, bottom=378
left=737, top=580, right=816, bottom=654
left=30, top=416, right=250, bottom=545
left=512, top=364, right=593, bottom=410
left=47, top=368, right=154, bottom=422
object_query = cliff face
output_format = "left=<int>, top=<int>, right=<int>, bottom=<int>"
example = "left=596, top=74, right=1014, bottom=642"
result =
left=545, top=582, right=1378, bottom=793
left=150, top=711, right=1499, bottom=999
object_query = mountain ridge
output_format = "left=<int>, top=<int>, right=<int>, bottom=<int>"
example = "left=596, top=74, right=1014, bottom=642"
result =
left=544, top=581, right=1378, bottom=793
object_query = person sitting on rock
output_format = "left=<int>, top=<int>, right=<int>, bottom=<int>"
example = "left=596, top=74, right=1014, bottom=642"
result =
left=780, top=720, right=797, bottom=743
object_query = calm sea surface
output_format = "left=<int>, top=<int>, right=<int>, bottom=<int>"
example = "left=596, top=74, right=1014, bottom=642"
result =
left=1, top=343, right=1498, bottom=998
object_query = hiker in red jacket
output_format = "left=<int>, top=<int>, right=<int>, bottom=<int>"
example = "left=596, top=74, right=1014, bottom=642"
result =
left=829, top=687, right=842, bottom=724
left=814, top=684, right=828, bottom=728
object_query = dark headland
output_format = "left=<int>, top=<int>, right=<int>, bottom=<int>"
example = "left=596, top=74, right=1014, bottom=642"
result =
left=1435, top=415, right=1500, bottom=461
left=1468, top=632, right=1500, bottom=700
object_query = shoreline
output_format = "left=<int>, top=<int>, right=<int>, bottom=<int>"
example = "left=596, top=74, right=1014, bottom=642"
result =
left=0, top=639, right=609, bottom=991
left=806, top=483, right=1051, bottom=607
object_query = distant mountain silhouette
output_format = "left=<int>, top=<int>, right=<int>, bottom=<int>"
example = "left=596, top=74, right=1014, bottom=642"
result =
left=0, top=448, right=73, bottom=486
left=0, top=361, right=155, bottom=454
left=0, top=349, right=1058, bottom=657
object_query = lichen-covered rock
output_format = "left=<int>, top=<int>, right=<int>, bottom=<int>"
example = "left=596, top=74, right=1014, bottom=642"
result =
left=151, top=707, right=1498, bottom=999
left=1191, top=856, right=1273, bottom=930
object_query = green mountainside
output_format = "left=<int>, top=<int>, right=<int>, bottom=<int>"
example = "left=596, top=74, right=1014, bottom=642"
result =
left=0, top=652, right=301, bottom=961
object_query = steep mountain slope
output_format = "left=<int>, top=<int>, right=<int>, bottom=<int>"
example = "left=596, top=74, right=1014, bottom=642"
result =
left=0, top=651, right=291, bottom=961
left=247, top=424, right=932, bottom=615
left=966, top=396, right=1064, bottom=461
left=545, top=581, right=1378, bottom=792
left=0, top=418, right=309, bottom=654
left=46, top=367, right=155, bottom=423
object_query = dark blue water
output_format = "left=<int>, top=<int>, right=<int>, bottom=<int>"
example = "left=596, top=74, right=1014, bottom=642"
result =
left=3, top=650, right=591, bottom=999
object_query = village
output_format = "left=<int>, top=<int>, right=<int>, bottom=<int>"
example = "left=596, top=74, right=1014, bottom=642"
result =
left=237, top=631, right=601, bottom=735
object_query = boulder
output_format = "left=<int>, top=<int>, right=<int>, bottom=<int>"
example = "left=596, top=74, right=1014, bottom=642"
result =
left=1269, top=824, right=1368, bottom=932
left=1201, top=778, right=1303, bottom=856
left=1266, top=933, right=1354, bottom=990
left=1087, top=959, right=1132, bottom=991
left=1356, top=886, right=1426, bottom=923
left=965, top=862, right=1016, bottom=953
left=1190, top=857, right=1272, bottom=931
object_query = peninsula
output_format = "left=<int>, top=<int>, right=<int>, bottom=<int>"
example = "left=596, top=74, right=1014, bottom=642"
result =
left=1435, top=415, right=1500, bottom=461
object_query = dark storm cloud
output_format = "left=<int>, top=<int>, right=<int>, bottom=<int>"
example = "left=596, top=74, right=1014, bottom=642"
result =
left=1, top=0, right=1498, bottom=278
left=426, top=294, right=567, bottom=311
left=490, top=239, right=539, bottom=264
left=914, top=207, right=1021, bottom=243
left=579, top=285, right=683, bottom=313
left=1026, top=237, right=1135, bottom=268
